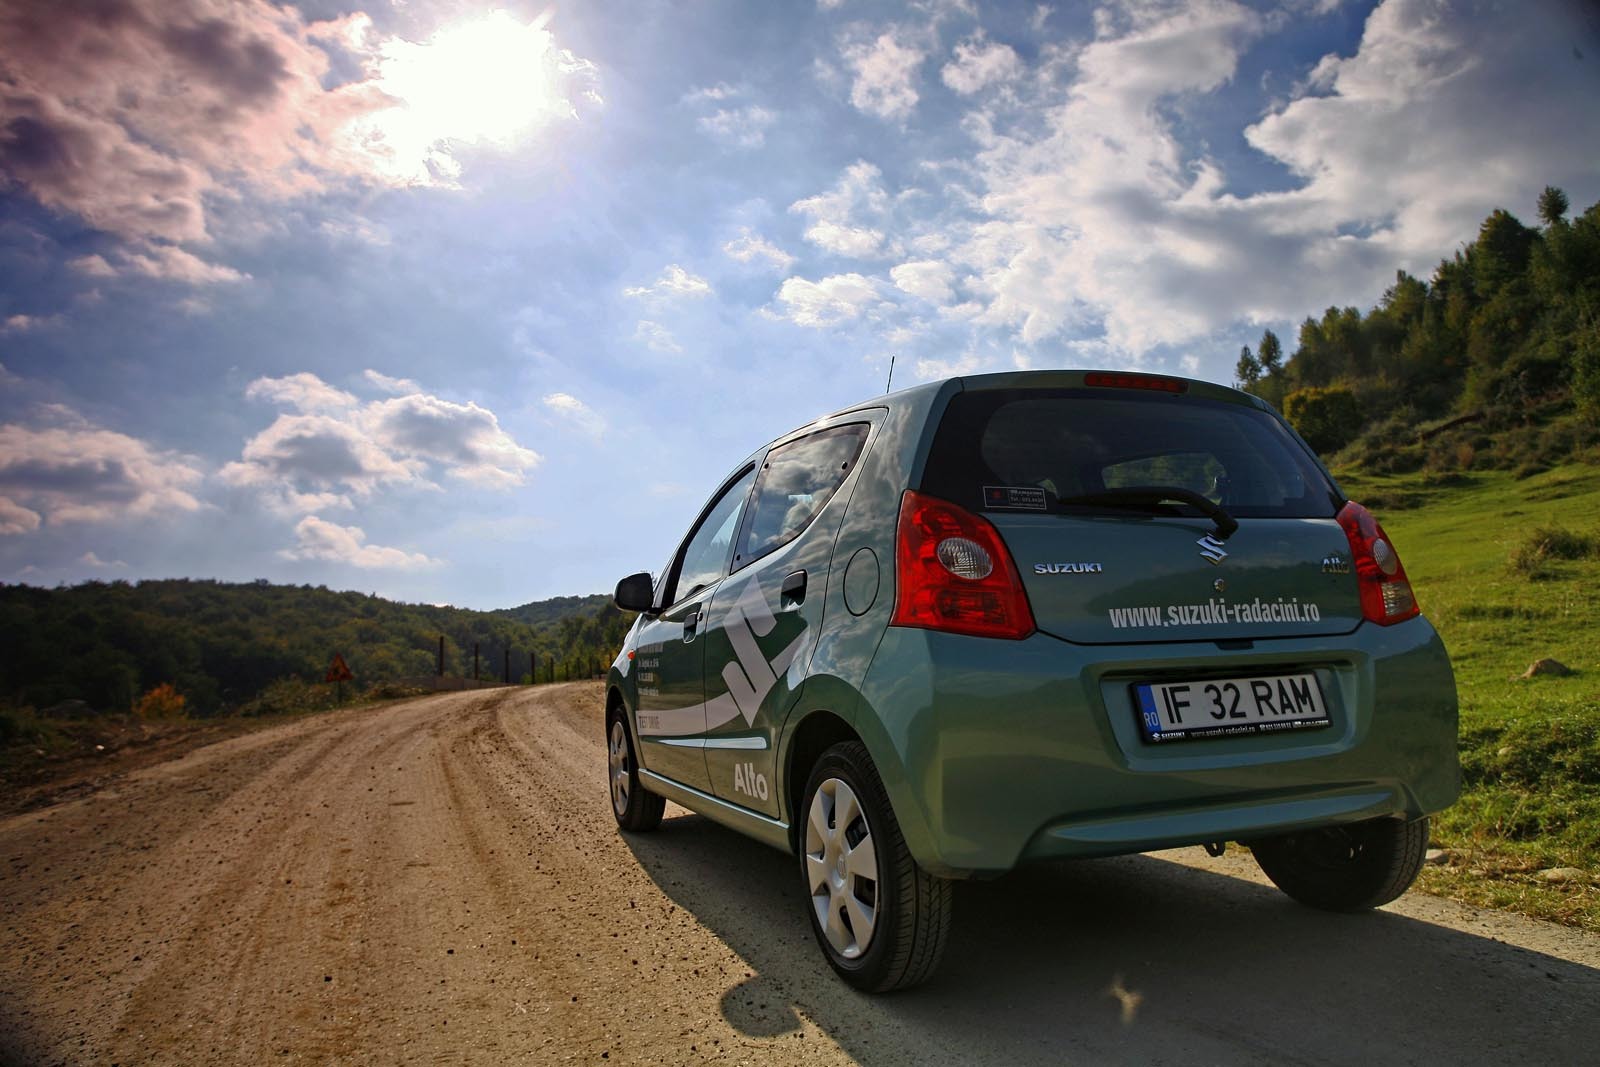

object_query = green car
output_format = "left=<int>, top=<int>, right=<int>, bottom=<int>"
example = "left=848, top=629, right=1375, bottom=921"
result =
left=606, top=369, right=1458, bottom=992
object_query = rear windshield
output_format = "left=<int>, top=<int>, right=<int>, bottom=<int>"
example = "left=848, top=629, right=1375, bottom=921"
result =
left=921, top=388, right=1341, bottom=519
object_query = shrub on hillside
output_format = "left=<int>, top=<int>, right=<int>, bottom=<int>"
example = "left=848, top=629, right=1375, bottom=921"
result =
left=237, top=677, right=335, bottom=717
left=1508, top=525, right=1598, bottom=576
left=1283, top=386, right=1362, bottom=455
left=134, top=683, right=187, bottom=721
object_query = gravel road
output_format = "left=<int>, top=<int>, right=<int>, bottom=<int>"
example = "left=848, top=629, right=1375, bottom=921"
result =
left=4, top=683, right=1598, bottom=1065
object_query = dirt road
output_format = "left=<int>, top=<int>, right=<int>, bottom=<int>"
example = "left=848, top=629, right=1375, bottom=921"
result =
left=3, top=684, right=1597, bottom=1066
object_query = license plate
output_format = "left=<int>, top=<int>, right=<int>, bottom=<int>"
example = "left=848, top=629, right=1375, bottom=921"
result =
left=1131, top=672, right=1330, bottom=743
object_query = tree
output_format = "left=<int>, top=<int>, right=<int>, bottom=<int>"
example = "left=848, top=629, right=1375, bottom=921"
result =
left=1258, top=329, right=1283, bottom=376
left=1283, top=386, right=1362, bottom=455
left=1235, top=345, right=1261, bottom=389
left=1538, top=185, right=1569, bottom=227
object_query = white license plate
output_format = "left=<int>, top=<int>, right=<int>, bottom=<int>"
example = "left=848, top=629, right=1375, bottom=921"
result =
left=1132, top=672, right=1330, bottom=743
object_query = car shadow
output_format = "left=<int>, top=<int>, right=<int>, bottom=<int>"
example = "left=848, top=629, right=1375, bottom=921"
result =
left=623, top=811, right=1600, bottom=1066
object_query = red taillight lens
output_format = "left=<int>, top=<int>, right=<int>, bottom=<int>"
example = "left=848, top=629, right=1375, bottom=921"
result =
left=891, top=491, right=1035, bottom=640
left=1336, top=501, right=1420, bottom=626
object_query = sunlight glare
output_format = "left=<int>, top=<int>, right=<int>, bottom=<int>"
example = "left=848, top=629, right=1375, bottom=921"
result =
left=357, top=10, right=580, bottom=183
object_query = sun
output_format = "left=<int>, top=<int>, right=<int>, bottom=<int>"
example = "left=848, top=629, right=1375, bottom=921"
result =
left=353, top=10, right=584, bottom=182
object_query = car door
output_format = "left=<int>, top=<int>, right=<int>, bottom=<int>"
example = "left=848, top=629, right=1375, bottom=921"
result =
left=698, top=421, right=874, bottom=818
left=632, top=463, right=758, bottom=792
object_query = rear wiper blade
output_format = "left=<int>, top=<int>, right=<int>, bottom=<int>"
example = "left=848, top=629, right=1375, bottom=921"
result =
left=1055, top=486, right=1239, bottom=540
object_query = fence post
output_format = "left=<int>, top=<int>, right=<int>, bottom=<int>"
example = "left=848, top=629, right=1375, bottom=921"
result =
left=504, top=648, right=510, bottom=684
left=530, top=651, right=536, bottom=685
left=437, top=635, right=444, bottom=676
left=473, top=643, right=479, bottom=681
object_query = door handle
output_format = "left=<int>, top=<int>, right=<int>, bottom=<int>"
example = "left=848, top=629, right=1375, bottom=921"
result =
left=781, top=569, right=807, bottom=606
left=682, top=610, right=700, bottom=642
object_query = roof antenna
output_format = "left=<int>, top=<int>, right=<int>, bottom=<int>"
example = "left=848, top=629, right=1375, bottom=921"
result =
left=885, top=353, right=896, bottom=394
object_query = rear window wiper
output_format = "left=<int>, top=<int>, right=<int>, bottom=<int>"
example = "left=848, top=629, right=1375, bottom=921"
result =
left=1054, top=486, right=1239, bottom=540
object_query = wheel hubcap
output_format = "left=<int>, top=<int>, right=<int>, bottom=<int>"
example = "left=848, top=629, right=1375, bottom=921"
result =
left=804, top=778, right=879, bottom=959
left=608, top=720, right=630, bottom=816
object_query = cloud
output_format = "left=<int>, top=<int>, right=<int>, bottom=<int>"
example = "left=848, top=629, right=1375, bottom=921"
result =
left=773, top=273, right=881, bottom=327
left=79, top=551, right=128, bottom=568
left=698, top=105, right=778, bottom=148
left=790, top=161, right=894, bottom=258
left=723, top=228, right=796, bottom=272
left=634, top=320, right=683, bottom=354
left=0, top=2, right=599, bottom=284
left=543, top=392, right=605, bottom=437
left=224, top=373, right=540, bottom=509
left=365, top=394, right=541, bottom=489
left=624, top=264, right=713, bottom=299
left=891, top=260, right=958, bottom=304
left=0, top=416, right=204, bottom=529
left=3, top=313, right=59, bottom=333
left=363, top=369, right=422, bottom=396
left=246, top=372, right=358, bottom=413
left=280, top=515, right=438, bottom=569
left=840, top=29, right=925, bottom=120
left=942, top=34, right=1022, bottom=94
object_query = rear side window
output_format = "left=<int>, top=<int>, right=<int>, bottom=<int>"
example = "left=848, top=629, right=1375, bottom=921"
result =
left=735, top=424, right=869, bottom=568
left=921, top=390, right=1339, bottom=519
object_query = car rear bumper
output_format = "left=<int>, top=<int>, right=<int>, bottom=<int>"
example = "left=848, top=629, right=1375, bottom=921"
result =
left=854, top=616, right=1459, bottom=878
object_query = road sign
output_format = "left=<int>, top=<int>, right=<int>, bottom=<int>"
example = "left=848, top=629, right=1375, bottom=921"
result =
left=325, top=653, right=353, bottom=683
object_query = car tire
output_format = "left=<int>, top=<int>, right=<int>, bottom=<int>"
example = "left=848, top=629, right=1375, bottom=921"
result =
left=608, top=711, right=664, bottom=832
left=799, top=741, right=952, bottom=993
left=1250, top=815, right=1429, bottom=912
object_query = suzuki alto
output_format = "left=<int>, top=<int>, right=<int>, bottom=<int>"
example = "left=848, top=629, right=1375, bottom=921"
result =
left=606, top=369, right=1459, bottom=992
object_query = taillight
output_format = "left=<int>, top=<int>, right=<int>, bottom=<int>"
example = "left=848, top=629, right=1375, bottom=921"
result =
left=891, top=490, right=1035, bottom=639
left=1336, top=501, right=1420, bottom=626
left=1083, top=371, right=1187, bottom=393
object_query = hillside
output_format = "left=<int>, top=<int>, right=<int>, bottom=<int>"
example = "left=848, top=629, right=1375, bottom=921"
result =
left=0, top=579, right=630, bottom=716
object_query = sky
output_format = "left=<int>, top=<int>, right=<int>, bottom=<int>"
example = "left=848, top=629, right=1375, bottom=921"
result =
left=1, top=0, right=1598, bottom=610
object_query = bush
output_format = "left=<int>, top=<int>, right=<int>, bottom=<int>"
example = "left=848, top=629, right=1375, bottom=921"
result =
left=1508, top=524, right=1598, bottom=575
left=1283, top=386, right=1363, bottom=455
left=236, top=676, right=335, bottom=717
left=134, top=683, right=187, bottom=721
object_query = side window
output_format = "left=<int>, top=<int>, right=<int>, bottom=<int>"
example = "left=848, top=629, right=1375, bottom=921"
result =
left=666, top=466, right=757, bottom=606
left=735, top=424, right=868, bottom=569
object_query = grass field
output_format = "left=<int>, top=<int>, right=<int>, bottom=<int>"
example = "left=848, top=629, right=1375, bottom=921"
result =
left=1339, top=462, right=1600, bottom=929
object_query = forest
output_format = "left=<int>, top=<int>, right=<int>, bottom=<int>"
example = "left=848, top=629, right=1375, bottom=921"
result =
left=1238, top=185, right=1600, bottom=472
left=0, top=579, right=632, bottom=716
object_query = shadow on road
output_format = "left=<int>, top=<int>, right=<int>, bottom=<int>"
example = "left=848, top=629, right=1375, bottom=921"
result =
left=625, top=812, right=1600, bottom=1066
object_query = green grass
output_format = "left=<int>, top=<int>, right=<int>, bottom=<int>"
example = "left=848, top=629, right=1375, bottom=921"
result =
left=1340, top=463, right=1600, bottom=928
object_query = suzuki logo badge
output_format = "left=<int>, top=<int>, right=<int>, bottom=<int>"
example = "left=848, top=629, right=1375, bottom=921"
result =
left=1197, top=534, right=1229, bottom=566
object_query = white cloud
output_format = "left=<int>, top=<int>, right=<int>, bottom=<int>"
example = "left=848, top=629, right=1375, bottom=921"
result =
left=773, top=273, right=881, bottom=327
left=3, top=313, right=59, bottom=333
left=246, top=372, right=358, bottom=413
left=0, top=497, right=43, bottom=535
left=0, top=2, right=599, bottom=286
left=698, top=105, right=778, bottom=148
left=542, top=392, right=605, bottom=437
left=840, top=30, right=925, bottom=121
left=633, top=320, right=684, bottom=354
left=280, top=515, right=439, bottom=570
left=79, top=551, right=128, bottom=568
left=723, top=228, right=796, bottom=272
left=224, top=374, right=540, bottom=510
left=624, top=264, right=714, bottom=300
left=0, top=417, right=204, bottom=529
left=891, top=260, right=958, bottom=304
left=790, top=161, right=895, bottom=258
left=363, top=369, right=422, bottom=396
left=942, top=34, right=1022, bottom=94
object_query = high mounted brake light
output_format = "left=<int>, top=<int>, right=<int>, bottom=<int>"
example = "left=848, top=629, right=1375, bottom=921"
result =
left=1083, top=371, right=1188, bottom=393
left=1336, top=501, right=1420, bottom=626
left=891, top=491, right=1035, bottom=640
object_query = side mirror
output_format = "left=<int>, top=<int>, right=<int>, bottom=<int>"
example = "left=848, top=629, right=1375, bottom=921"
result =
left=613, top=572, right=655, bottom=613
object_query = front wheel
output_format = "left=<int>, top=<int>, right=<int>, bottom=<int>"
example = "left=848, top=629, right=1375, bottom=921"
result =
left=1250, top=815, right=1429, bottom=912
left=608, top=713, right=664, bottom=832
left=799, top=741, right=951, bottom=992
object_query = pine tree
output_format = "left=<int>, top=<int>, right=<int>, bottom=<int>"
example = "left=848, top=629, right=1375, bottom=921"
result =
left=1235, top=345, right=1262, bottom=389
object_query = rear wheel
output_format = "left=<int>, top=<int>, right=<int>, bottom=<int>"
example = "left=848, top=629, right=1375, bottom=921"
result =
left=608, top=713, right=664, bottom=832
left=1250, top=816, right=1429, bottom=912
left=799, top=741, right=951, bottom=992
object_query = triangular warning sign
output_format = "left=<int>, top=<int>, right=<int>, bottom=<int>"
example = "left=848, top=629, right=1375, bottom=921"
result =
left=325, top=653, right=353, bottom=683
